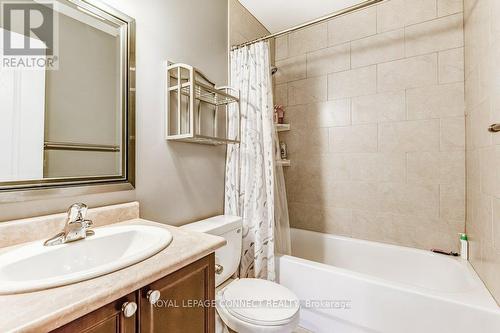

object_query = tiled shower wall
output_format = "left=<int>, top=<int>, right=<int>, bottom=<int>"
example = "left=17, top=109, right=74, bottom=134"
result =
left=464, top=0, right=500, bottom=302
left=275, top=0, right=466, bottom=251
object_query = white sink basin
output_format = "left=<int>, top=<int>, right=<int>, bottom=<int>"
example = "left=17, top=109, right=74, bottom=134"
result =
left=0, top=225, right=173, bottom=294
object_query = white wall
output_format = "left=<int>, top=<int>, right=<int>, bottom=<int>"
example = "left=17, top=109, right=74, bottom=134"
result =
left=0, top=0, right=228, bottom=224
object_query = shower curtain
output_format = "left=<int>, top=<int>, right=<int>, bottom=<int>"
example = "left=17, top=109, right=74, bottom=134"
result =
left=225, top=41, right=291, bottom=282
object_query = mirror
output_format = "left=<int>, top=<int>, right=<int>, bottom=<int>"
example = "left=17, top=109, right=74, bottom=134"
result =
left=0, top=0, right=135, bottom=192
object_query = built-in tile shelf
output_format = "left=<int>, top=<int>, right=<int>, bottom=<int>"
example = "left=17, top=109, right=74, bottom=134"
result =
left=276, top=159, right=291, bottom=167
left=275, top=123, right=290, bottom=132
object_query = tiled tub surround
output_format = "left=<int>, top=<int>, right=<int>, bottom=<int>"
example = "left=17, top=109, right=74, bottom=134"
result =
left=464, top=0, right=500, bottom=303
left=0, top=202, right=225, bottom=332
left=275, top=0, right=466, bottom=251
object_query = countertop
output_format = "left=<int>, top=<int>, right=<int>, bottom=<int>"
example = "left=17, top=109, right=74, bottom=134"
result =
left=0, top=218, right=226, bottom=333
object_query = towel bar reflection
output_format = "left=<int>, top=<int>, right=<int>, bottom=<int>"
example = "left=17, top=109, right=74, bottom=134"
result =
left=44, top=142, right=120, bottom=152
left=488, top=124, right=500, bottom=133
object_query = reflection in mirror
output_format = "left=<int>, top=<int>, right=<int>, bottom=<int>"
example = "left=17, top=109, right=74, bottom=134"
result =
left=0, top=0, right=135, bottom=191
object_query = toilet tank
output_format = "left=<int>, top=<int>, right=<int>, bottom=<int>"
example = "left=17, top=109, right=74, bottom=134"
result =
left=181, top=215, right=242, bottom=287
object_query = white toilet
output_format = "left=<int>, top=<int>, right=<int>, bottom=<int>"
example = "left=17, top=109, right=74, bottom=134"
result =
left=182, top=215, right=300, bottom=333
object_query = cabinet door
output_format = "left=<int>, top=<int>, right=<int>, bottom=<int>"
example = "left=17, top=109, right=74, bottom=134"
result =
left=51, top=292, right=137, bottom=333
left=140, top=254, right=215, bottom=333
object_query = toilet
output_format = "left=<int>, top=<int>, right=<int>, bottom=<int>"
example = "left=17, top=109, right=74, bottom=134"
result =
left=182, top=215, right=300, bottom=333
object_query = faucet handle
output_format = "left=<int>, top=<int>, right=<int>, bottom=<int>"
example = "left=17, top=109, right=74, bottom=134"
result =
left=67, top=203, right=88, bottom=222
left=82, top=219, right=93, bottom=229
left=82, top=219, right=93, bottom=228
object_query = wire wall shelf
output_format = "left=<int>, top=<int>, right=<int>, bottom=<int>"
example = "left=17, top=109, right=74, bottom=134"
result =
left=166, top=63, right=240, bottom=145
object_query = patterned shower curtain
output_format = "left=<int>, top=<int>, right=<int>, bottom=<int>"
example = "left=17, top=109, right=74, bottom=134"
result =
left=225, top=41, right=277, bottom=281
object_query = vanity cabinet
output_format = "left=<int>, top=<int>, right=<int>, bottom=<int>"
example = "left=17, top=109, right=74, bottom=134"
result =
left=51, top=254, right=215, bottom=333
left=52, top=292, right=137, bottom=333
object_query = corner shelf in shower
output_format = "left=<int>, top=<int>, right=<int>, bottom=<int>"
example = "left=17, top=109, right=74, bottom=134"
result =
left=275, top=123, right=290, bottom=132
left=276, top=159, right=291, bottom=167
left=165, top=62, right=240, bottom=145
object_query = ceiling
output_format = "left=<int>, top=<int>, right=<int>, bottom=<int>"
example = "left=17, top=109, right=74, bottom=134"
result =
left=238, top=0, right=366, bottom=33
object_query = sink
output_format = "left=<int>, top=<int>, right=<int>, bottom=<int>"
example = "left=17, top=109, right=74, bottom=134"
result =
left=0, top=225, right=173, bottom=294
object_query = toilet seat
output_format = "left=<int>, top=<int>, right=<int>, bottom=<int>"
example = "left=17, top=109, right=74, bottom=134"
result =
left=216, top=278, right=300, bottom=333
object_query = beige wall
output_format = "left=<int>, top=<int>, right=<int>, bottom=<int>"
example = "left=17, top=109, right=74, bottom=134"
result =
left=228, top=0, right=275, bottom=66
left=229, top=0, right=269, bottom=46
left=464, top=0, right=500, bottom=303
left=0, top=0, right=228, bottom=225
left=276, top=0, right=465, bottom=251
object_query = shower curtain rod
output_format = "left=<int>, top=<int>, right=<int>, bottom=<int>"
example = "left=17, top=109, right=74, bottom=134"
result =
left=231, top=0, right=385, bottom=50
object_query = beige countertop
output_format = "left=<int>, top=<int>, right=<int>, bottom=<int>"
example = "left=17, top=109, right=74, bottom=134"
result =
left=0, top=218, right=226, bottom=333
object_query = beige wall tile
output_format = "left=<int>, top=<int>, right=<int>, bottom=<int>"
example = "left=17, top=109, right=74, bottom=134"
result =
left=379, top=119, right=440, bottom=152
left=481, top=245, right=500, bottom=300
left=283, top=105, right=308, bottom=130
left=438, top=0, right=463, bottom=16
left=330, top=124, right=378, bottom=153
left=306, top=43, right=351, bottom=77
left=351, top=29, right=405, bottom=68
left=273, top=0, right=467, bottom=260
left=328, top=66, right=377, bottom=99
left=407, top=83, right=465, bottom=120
left=468, top=100, right=493, bottom=149
left=439, top=48, right=464, bottom=84
left=289, top=23, right=328, bottom=57
left=440, top=183, right=466, bottom=220
left=479, top=145, right=500, bottom=198
left=328, top=182, right=381, bottom=211
left=352, top=91, right=406, bottom=124
left=377, top=54, right=438, bottom=92
left=405, top=14, right=464, bottom=57
left=441, top=116, right=465, bottom=151
left=379, top=182, right=440, bottom=217
left=275, top=36, right=288, bottom=61
left=274, top=83, right=288, bottom=106
left=414, top=219, right=462, bottom=251
left=348, top=153, right=407, bottom=182
left=288, top=76, right=327, bottom=105
left=407, top=151, right=465, bottom=184
left=493, top=198, right=500, bottom=252
left=377, top=0, right=437, bottom=33
left=282, top=128, right=330, bottom=158
left=328, top=6, right=377, bottom=45
left=288, top=203, right=354, bottom=237
left=351, top=210, right=420, bottom=248
left=275, top=55, right=306, bottom=84
left=468, top=190, right=493, bottom=246
left=286, top=174, right=322, bottom=205
left=308, top=100, right=351, bottom=128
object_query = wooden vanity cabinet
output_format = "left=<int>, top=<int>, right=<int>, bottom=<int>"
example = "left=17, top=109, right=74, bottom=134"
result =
left=52, top=292, right=137, bottom=333
left=51, top=254, right=215, bottom=333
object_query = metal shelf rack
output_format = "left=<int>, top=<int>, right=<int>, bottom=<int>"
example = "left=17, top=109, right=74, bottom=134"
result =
left=166, top=63, right=240, bottom=145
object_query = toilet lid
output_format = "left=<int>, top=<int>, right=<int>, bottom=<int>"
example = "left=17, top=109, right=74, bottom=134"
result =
left=220, top=279, right=300, bottom=326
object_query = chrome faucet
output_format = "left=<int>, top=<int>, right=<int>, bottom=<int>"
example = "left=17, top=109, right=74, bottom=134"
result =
left=44, top=203, right=94, bottom=246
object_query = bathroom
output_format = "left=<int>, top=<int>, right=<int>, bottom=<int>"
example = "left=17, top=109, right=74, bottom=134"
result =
left=0, top=0, right=499, bottom=332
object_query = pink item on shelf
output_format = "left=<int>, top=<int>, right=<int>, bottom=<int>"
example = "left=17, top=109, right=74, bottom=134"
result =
left=274, top=105, right=285, bottom=124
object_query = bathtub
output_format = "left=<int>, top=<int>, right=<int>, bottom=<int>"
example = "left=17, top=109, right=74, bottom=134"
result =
left=276, top=228, right=500, bottom=333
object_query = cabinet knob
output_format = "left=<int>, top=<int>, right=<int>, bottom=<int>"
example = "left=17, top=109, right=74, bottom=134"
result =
left=215, top=264, right=224, bottom=275
left=147, top=289, right=161, bottom=305
left=121, top=301, right=137, bottom=318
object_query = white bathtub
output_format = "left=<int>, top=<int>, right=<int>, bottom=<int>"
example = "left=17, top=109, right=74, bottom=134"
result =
left=276, top=228, right=500, bottom=333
